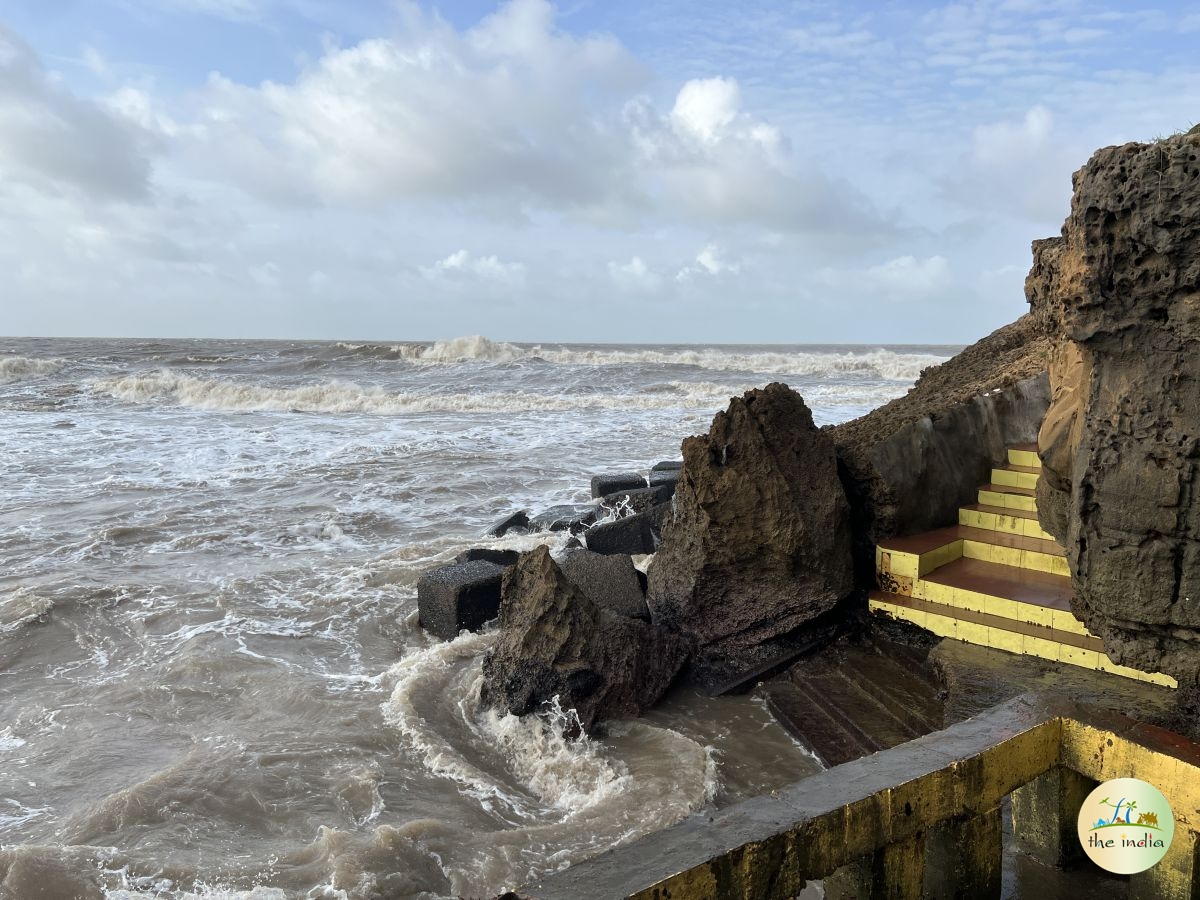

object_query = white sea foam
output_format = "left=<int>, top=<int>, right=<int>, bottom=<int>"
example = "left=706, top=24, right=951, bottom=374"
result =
left=0, top=356, right=62, bottom=381
left=528, top=345, right=947, bottom=380
left=334, top=334, right=949, bottom=380
left=91, top=371, right=762, bottom=415
left=382, top=632, right=713, bottom=820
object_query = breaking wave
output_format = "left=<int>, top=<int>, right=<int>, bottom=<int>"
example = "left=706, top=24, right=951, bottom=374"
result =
left=382, top=632, right=717, bottom=894
left=0, top=356, right=62, bottom=381
left=92, top=371, right=753, bottom=415
left=335, top=335, right=947, bottom=380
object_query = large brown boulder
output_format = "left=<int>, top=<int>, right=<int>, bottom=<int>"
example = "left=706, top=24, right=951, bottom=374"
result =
left=830, top=318, right=1051, bottom=584
left=645, top=383, right=852, bottom=661
left=480, top=546, right=690, bottom=732
left=1032, top=131, right=1200, bottom=686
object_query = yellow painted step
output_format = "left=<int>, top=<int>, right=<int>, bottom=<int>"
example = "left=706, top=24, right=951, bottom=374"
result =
left=978, top=484, right=1038, bottom=513
left=991, top=465, right=1040, bottom=490
left=962, top=537, right=1069, bottom=577
left=910, top=557, right=1083, bottom=634
left=869, top=592, right=1176, bottom=687
left=1007, top=447, right=1041, bottom=469
left=875, top=534, right=962, bottom=583
left=959, top=504, right=1056, bottom=541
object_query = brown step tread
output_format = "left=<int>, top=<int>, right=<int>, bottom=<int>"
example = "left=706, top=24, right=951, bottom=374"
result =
left=1010, top=442, right=1040, bottom=453
left=961, top=502, right=1038, bottom=521
left=876, top=525, right=964, bottom=554
left=879, top=524, right=1063, bottom=556
left=979, top=482, right=1036, bottom=497
left=920, top=557, right=1073, bottom=611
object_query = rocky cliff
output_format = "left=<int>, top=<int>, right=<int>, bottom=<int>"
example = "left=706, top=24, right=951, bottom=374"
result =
left=646, top=384, right=853, bottom=666
left=1031, top=131, right=1200, bottom=687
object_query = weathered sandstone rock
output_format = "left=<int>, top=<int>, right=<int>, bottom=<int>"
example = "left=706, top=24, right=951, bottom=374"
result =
left=830, top=319, right=1051, bottom=584
left=480, top=546, right=690, bottom=731
left=646, top=383, right=853, bottom=659
left=1032, top=131, right=1200, bottom=686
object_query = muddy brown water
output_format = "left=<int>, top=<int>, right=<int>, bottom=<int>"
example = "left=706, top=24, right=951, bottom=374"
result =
left=4, top=337, right=958, bottom=898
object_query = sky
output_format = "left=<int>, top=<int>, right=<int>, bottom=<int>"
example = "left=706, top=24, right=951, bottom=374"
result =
left=1, top=0, right=1198, bottom=344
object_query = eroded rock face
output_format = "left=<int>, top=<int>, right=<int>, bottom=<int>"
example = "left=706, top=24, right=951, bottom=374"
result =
left=1032, top=132, right=1200, bottom=686
left=645, top=383, right=853, bottom=660
left=480, top=546, right=690, bottom=731
left=830, top=318, right=1051, bottom=584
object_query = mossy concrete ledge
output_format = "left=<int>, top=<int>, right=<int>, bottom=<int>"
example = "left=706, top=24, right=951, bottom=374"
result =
left=522, top=694, right=1200, bottom=899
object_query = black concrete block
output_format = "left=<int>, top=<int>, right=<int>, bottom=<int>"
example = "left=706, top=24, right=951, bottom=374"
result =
left=651, top=460, right=683, bottom=472
left=417, top=560, right=505, bottom=640
left=529, top=504, right=598, bottom=533
left=590, top=472, right=648, bottom=499
left=486, top=510, right=530, bottom=537
left=647, top=469, right=680, bottom=495
left=600, top=483, right=673, bottom=515
left=455, top=548, right=521, bottom=567
left=558, top=548, right=650, bottom=620
left=585, top=513, right=655, bottom=555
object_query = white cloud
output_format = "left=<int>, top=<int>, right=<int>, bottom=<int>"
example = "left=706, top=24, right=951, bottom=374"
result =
left=421, top=249, right=525, bottom=284
left=172, top=1, right=888, bottom=239
left=0, top=24, right=157, bottom=200
left=676, top=243, right=739, bottom=281
left=814, top=254, right=953, bottom=301
left=186, top=0, right=645, bottom=212
left=866, top=255, right=951, bottom=295
left=608, top=256, right=661, bottom=290
left=81, top=44, right=110, bottom=78
left=669, top=77, right=740, bottom=143
left=940, top=105, right=1078, bottom=223
left=249, top=261, right=281, bottom=288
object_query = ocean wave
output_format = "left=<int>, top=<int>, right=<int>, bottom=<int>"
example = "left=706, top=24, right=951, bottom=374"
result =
left=0, top=588, right=55, bottom=634
left=0, top=356, right=62, bottom=381
left=530, top=345, right=946, bottom=380
left=335, top=335, right=947, bottom=380
left=381, top=632, right=716, bottom=895
left=91, top=371, right=758, bottom=415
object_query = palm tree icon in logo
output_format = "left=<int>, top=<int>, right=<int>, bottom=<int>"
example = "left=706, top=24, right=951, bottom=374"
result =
left=1093, top=797, right=1138, bottom=829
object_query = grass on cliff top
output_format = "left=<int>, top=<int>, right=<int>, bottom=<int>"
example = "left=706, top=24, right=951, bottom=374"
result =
left=1152, top=122, right=1198, bottom=141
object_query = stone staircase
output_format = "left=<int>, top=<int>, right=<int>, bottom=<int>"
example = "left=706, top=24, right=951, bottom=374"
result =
left=870, top=443, right=1176, bottom=688
left=760, top=639, right=943, bottom=767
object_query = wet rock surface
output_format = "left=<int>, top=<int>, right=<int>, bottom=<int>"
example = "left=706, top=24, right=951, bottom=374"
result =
left=830, top=319, right=1051, bottom=584
left=1031, top=131, right=1200, bottom=686
left=646, top=383, right=853, bottom=663
left=480, top=546, right=691, bottom=731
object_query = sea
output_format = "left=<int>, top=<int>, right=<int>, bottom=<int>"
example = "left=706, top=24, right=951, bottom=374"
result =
left=0, top=335, right=955, bottom=899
